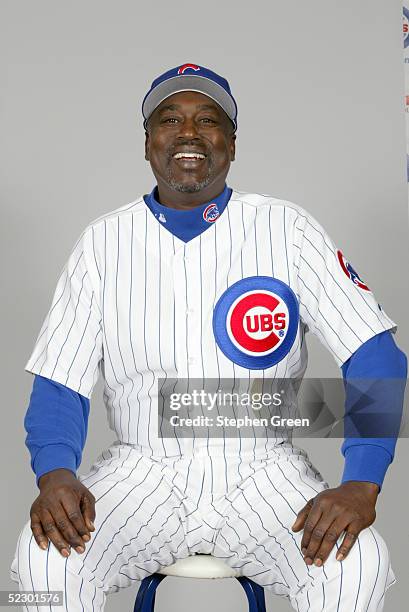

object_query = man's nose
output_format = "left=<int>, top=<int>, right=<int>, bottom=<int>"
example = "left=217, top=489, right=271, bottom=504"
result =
left=177, top=117, right=200, bottom=139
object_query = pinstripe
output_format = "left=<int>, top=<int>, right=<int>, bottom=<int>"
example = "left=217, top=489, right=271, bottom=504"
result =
left=91, top=226, right=101, bottom=280
left=101, top=220, right=122, bottom=434
left=115, top=216, right=134, bottom=443
left=157, top=219, right=169, bottom=456
left=78, top=326, right=102, bottom=396
left=130, top=213, right=145, bottom=450
left=46, top=544, right=51, bottom=612
left=353, top=537, right=362, bottom=611
left=28, top=535, right=39, bottom=612
left=365, top=528, right=381, bottom=612
left=64, top=558, right=68, bottom=612
left=283, top=207, right=290, bottom=284
left=336, top=542, right=344, bottom=612
left=78, top=578, right=84, bottom=612
left=142, top=209, right=154, bottom=455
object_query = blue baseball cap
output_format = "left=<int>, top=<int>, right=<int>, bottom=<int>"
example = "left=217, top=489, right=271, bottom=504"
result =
left=142, top=63, right=237, bottom=132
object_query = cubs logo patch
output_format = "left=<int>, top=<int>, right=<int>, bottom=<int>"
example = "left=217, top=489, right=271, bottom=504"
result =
left=404, top=8, right=409, bottom=48
left=203, top=203, right=220, bottom=223
left=213, top=277, right=299, bottom=369
left=336, top=250, right=371, bottom=292
left=178, top=63, right=200, bottom=74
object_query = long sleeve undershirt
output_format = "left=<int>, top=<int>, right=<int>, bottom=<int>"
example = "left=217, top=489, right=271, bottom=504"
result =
left=24, top=330, right=406, bottom=488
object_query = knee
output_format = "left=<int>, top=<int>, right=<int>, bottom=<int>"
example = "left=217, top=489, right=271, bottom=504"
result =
left=10, top=520, right=33, bottom=583
left=354, top=527, right=392, bottom=582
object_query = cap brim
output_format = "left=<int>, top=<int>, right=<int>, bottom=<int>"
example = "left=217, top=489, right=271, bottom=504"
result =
left=142, top=74, right=237, bottom=128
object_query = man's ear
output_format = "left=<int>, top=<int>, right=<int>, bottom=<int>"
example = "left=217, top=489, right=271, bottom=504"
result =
left=145, top=131, right=150, bottom=161
left=230, top=133, right=236, bottom=162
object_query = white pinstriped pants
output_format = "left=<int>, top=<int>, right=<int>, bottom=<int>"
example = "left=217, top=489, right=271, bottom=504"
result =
left=10, top=441, right=396, bottom=611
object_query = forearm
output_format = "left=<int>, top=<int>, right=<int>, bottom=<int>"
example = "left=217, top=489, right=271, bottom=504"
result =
left=24, top=375, right=90, bottom=486
left=341, top=330, right=407, bottom=489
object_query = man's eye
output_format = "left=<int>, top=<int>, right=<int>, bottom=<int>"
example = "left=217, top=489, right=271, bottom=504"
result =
left=161, top=117, right=179, bottom=124
left=200, top=117, right=217, bottom=124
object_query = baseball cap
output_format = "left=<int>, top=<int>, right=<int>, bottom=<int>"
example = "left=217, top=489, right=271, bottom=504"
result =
left=142, top=63, right=237, bottom=132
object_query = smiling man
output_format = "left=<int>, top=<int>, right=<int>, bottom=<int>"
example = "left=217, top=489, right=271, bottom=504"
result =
left=10, top=63, right=406, bottom=611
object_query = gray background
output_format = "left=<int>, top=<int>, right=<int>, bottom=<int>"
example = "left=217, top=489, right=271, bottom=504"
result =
left=1, top=0, right=408, bottom=610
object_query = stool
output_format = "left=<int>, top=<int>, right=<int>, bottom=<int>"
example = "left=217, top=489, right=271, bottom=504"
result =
left=133, top=554, right=266, bottom=612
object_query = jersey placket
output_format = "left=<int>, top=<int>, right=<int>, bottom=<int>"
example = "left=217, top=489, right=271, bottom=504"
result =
left=171, top=239, right=201, bottom=454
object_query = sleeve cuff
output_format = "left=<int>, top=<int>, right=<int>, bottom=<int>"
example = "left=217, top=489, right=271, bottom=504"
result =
left=33, top=444, right=78, bottom=487
left=341, top=444, right=392, bottom=490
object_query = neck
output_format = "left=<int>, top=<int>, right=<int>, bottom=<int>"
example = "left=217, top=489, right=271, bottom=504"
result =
left=155, top=179, right=227, bottom=210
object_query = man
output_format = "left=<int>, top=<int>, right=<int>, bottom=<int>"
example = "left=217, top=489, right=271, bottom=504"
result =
left=10, top=63, right=406, bottom=611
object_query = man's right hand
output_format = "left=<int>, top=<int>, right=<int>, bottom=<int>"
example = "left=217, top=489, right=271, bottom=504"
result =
left=30, top=468, right=96, bottom=557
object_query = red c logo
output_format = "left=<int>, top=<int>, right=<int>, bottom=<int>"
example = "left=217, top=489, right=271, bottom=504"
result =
left=178, top=63, right=200, bottom=74
left=227, top=291, right=289, bottom=355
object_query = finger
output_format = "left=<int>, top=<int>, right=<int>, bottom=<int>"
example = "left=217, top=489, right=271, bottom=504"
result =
left=61, top=496, right=91, bottom=544
left=80, top=495, right=96, bottom=533
left=300, top=505, right=324, bottom=553
left=39, top=509, right=71, bottom=557
left=292, top=499, right=314, bottom=532
left=30, top=512, right=49, bottom=550
left=51, top=505, right=87, bottom=553
left=303, top=508, right=341, bottom=565
left=336, top=521, right=361, bottom=561
left=309, top=516, right=352, bottom=566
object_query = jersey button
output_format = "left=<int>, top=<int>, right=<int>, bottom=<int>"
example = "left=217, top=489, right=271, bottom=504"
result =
left=188, top=357, right=196, bottom=365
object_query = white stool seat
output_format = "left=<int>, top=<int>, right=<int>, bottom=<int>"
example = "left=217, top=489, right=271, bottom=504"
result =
left=158, top=554, right=238, bottom=579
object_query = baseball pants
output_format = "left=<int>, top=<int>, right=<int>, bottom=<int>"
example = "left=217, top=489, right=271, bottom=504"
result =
left=10, top=441, right=396, bottom=611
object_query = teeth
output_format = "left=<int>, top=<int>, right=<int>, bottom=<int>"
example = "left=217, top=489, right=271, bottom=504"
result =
left=173, top=152, right=205, bottom=160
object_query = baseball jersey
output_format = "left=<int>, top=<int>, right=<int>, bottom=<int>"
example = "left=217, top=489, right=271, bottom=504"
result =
left=24, top=189, right=396, bottom=458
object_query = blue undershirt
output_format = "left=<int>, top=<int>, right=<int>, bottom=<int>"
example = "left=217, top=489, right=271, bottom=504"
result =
left=25, top=185, right=407, bottom=489
left=143, top=184, right=232, bottom=242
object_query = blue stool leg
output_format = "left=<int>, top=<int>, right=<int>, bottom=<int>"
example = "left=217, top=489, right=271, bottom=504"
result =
left=237, top=577, right=266, bottom=612
left=133, top=574, right=166, bottom=612
left=252, top=580, right=267, bottom=612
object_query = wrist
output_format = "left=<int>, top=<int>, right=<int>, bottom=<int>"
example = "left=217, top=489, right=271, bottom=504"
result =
left=38, top=468, right=77, bottom=488
left=341, top=480, right=380, bottom=498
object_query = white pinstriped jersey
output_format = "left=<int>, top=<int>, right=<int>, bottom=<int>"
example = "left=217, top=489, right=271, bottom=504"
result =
left=25, top=190, right=396, bottom=457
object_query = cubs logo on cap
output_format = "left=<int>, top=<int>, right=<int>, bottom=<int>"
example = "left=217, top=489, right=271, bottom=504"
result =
left=213, top=277, right=299, bottom=369
left=337, top=250, right=371, bottom=292
left=203, top=203, right=220, bottom=223
left=178, top=64, right=201, bottom=74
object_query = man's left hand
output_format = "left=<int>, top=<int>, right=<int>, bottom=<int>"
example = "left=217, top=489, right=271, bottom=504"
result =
left=291, top=481, right=379, bottom=566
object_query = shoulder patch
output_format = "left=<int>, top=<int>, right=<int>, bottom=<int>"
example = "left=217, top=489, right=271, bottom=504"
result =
left=336, top=250, right=371, bottom=292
